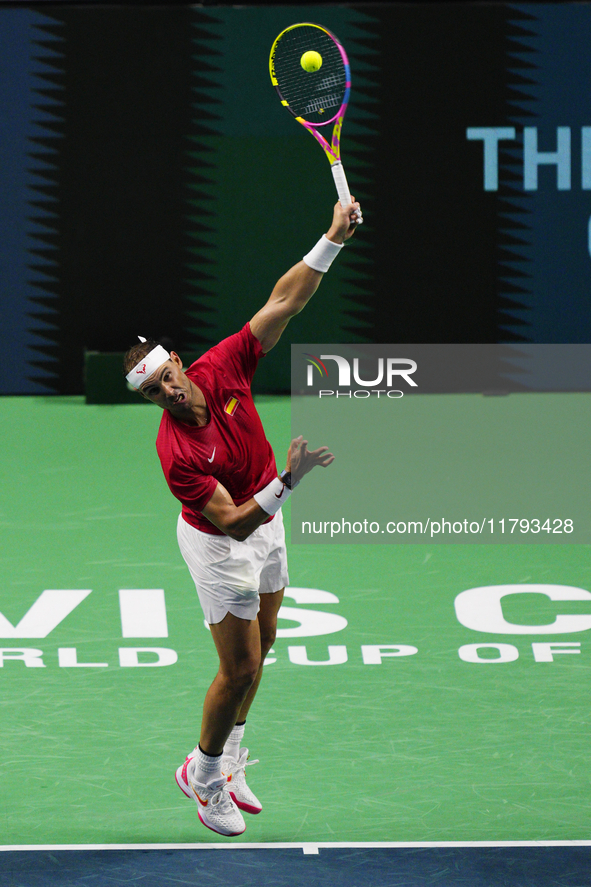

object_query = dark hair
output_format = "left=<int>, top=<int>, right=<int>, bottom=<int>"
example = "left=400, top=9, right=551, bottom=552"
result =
left=123, top=338, right=160, bottom=376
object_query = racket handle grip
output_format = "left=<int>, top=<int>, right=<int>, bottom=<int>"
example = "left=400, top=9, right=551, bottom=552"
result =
left=331, top=160, right=352, bottom=207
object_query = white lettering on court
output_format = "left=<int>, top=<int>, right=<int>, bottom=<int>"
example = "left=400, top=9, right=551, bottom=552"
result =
left=276, top=588, right=348, bottom=638
left=454, top=585, right=591, bottom=634
left=0, top=590, right=92, bottom=638
left=288, top=645, right=348, bottom=666
left=0, top=648, right=45, bottom=667
left=118, top=647, right=178, bottom=667
left=119, top=589, right=168, bottom=637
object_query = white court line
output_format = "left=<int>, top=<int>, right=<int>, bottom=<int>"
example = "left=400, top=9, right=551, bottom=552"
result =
left=2, top=841, right=591, bottom=854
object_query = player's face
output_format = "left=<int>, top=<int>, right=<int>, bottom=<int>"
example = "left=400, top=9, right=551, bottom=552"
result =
left=139, top=353, right=193, bottom=417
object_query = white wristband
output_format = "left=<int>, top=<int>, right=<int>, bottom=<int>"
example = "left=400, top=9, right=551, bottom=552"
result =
left=254, top=477, right=292, bottom=516
left=303, top=234, right=343, bottom=273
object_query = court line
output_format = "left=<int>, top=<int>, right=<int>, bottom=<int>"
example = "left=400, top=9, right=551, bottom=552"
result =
left=3, top=841, right=591, bottom=855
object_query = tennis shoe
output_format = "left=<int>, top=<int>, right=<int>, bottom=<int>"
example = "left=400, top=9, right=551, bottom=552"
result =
left=176, top=746, right=262, bottom=815
left=186, top=765, right=246, bottom=837
left=222, top=747, right=262, bottom=815
left=175, top=750, right=197, bottom=800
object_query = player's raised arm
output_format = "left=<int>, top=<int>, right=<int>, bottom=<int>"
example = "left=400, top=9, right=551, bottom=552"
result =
left=249, top=199, right=361, bottom=354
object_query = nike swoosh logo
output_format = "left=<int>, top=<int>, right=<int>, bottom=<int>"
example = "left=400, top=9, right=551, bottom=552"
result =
left=194, top=791, right=208, bottom=807
left=208, top=447, right=216, bottom=463
left=275, top=486, right=285, bottom=499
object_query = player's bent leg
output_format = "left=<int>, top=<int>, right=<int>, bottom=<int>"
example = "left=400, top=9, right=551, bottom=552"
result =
left=259, top=586, right=285, bottom=659
left=221, top=588, right=285, bottom=815
left=177, top=609, right=260, bottom=836
left=202, top=610, right=262, bottom=755
left=235, top=588, right=284, bottom=723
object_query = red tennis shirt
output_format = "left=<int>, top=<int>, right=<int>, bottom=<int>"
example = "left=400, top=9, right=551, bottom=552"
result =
left=156, top=323, right=278, bottom=535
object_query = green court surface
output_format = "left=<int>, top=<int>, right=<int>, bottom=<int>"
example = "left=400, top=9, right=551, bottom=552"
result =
left=1, top=394, right=590, bottom=847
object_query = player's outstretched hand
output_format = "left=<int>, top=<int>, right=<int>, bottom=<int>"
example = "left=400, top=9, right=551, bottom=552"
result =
left=326, top=196, right=363, bottom=244
left=287, top=435, right=334, bottom=484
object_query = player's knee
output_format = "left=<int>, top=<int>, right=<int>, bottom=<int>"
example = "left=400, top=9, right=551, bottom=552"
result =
left=225, top=658, right=259, bottom=693
left=260, top=626, right=277, bottom=658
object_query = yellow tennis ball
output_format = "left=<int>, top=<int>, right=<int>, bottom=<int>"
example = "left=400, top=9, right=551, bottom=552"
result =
left=301, top=50, right=323, bottom=73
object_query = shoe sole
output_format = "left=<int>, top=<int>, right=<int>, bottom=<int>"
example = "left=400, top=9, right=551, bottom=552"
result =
left=197, top=806, right=246, bottom=837
left=228, top=790, right=262, bottom=815
left=177, top=764, right=261, bottom=814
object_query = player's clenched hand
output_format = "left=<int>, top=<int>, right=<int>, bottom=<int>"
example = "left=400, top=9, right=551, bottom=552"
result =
left=286, top=435, right=334, bottom=484
left=326, top=197, right=363, bottom=244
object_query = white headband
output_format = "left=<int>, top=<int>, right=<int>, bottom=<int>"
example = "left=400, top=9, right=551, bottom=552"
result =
left=126, top=337, right=171, bottom=390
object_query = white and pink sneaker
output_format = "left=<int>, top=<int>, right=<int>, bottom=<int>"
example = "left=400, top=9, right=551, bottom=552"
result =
left=176, top=746, right=262, bottom=815
left=222, top=747, right=262, bottom=815
left=176, top=755, right=245, bottom=837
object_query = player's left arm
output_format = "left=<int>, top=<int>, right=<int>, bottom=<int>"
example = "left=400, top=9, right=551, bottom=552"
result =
left=201, top=437, right=334, bottom=541
left=249, top=199, right=361, bottom=354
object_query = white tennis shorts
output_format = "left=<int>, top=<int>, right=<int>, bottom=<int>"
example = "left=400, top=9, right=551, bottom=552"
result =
left=176, top=511, right=289, bottom=624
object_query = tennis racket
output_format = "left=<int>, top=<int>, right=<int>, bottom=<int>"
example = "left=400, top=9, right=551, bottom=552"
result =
left=269, top=22, right=361, bottom=221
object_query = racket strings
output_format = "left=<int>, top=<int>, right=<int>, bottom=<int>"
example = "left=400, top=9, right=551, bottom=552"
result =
left=272, top=27, right=347, bottom=124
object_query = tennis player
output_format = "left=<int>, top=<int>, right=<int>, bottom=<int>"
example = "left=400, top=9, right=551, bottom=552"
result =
left=123, top=198, right=361, bottom=836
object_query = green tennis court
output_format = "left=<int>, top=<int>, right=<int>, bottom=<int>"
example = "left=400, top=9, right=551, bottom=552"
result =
left=1, top=393, right=590, bottom=849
